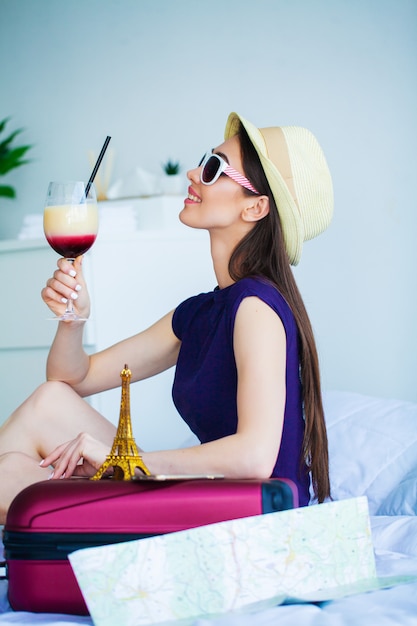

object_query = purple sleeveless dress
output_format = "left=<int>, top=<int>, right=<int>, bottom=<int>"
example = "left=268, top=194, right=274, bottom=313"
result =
left=172, top=276, right=310, bottom=506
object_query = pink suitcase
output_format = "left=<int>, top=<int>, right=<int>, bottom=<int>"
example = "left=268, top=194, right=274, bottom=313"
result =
left=3, top=476, right=298, bottom=615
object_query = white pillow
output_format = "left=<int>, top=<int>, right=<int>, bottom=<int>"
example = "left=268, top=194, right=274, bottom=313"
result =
left=377, top=468, right=417, bottom=516
left=323, top=391, right=417, bottom=515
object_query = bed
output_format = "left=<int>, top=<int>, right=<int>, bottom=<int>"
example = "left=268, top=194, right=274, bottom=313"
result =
left=1, top=390, right=417, bottom=625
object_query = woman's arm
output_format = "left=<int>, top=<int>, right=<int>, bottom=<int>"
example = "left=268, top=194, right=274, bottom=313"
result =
left=68, top=311, right=181, bottom=397
left=43, top=256, right=91, bottom=384
left=142, top=296, right=286, bottom=477
left=43, top=256, right=181, bottom=397
left=43, top=297, right=286, bottom=480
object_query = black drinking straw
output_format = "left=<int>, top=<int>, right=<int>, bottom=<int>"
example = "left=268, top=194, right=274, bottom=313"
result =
left=85, top=135, right=111, bottom=197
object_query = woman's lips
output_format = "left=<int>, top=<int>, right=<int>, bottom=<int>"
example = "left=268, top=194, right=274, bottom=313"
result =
left=185, top=186, right=201, bottom=204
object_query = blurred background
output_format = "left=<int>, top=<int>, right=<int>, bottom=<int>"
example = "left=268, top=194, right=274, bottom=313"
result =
left=1, top=0, right=416, bottom=415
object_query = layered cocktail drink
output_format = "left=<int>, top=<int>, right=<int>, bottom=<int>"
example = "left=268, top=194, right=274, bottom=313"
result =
left=44, top=203, right=98, bottom=259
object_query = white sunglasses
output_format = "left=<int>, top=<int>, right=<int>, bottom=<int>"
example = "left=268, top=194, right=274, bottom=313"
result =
left=198, top=152, right=260, bottom=195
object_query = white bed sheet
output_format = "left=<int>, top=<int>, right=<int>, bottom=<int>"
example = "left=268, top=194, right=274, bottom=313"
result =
left=1, top=390, right=417, bottom=625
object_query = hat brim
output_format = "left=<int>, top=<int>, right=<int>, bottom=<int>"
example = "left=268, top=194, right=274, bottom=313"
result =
left=224, top=112, right=303, bottom=265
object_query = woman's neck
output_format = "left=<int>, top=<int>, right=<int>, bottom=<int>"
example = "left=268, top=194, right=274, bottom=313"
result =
left=208, top=231, right=238, bottom=290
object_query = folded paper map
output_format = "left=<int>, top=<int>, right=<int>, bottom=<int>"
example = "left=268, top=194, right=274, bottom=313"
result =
left=69, top=496, right=376, bottom=625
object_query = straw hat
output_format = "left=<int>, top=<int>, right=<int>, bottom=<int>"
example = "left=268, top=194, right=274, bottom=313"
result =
left=224, top=112, right=334, bottom=265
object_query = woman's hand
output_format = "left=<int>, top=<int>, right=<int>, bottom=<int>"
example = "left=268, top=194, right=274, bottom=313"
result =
left=40, top=432, right=110, bottom=479
left=41, top=256, right=90, bottom=321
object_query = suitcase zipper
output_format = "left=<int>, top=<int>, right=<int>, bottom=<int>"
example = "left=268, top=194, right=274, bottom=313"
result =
left=4, top=530, right=157, bottom=560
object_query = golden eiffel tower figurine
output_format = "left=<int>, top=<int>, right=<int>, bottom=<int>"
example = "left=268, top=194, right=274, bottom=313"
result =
left=91, top=364, right=151, bottom=480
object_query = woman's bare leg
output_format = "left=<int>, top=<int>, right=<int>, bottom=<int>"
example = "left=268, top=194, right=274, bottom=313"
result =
left=0, top=452, right=53, bottom=524
left=0, top=381, right=116, bottom=523
left=0, top=381, right=116, bottom=460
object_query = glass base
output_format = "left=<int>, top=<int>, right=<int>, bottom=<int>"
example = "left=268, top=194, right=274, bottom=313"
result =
left=47, top=313, right=88, bottom=322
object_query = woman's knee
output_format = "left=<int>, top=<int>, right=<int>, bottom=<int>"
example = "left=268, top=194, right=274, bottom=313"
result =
left=20, top=380, right=76, bottom=424
left=30, top=380, right=75, bottom=408
left=1, top=380, right=75, bottom=438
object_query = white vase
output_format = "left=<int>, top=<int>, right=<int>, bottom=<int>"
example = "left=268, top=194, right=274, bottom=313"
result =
left=160, top=174, right=184, bottom=196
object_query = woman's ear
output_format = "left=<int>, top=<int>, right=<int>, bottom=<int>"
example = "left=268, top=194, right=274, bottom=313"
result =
left=241, top=196, right=270, bottom=223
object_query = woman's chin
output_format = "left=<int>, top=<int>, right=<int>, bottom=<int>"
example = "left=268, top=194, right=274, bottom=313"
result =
left=179, top=207, right=197, bottom=228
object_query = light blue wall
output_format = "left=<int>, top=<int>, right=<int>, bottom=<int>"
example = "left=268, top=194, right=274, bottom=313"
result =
left=1, top=0, right=416, bottom=402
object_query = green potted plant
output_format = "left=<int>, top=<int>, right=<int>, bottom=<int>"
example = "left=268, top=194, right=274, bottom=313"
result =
left=161, top=158, right=183, bottom=195
left=162, top=159, right=181, bottom=176
left=0, top=117, right=33, bottom=239
left=0, top=117, right=32, bottom=199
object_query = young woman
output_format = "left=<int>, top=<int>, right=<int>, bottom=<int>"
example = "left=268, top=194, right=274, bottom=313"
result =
left=0, top=113, right=333, bottom=523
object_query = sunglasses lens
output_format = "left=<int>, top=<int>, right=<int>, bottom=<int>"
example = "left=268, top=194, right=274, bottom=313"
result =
left=201, top=155, right=220, bottom=184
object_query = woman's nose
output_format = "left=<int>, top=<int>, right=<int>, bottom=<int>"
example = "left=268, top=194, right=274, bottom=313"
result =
left=187, top=166, right=200, bottom=184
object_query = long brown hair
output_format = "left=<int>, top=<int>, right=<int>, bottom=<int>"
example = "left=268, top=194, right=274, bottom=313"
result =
left=229, top=122, right=330, bottom=503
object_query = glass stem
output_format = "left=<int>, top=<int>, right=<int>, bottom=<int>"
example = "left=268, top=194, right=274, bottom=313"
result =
left=65, top=258, right=75, bottom=316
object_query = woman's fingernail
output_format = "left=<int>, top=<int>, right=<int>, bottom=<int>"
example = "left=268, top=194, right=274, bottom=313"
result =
left=69, top=269, right=77, bottom=277
left=60, top=473, right=66, bottom=479
left=39, top=459, right=44, bottom=466
left=61, top=297, right=68, bottom=304
left=75, top=284, right=82, bottom=292
left=70, top=292, right=78, bottom=300
left=48, top=471, right=54, bottom=480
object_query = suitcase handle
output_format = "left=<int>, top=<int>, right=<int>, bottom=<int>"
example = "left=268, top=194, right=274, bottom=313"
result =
left=0, top=560, right=7, bottom=580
